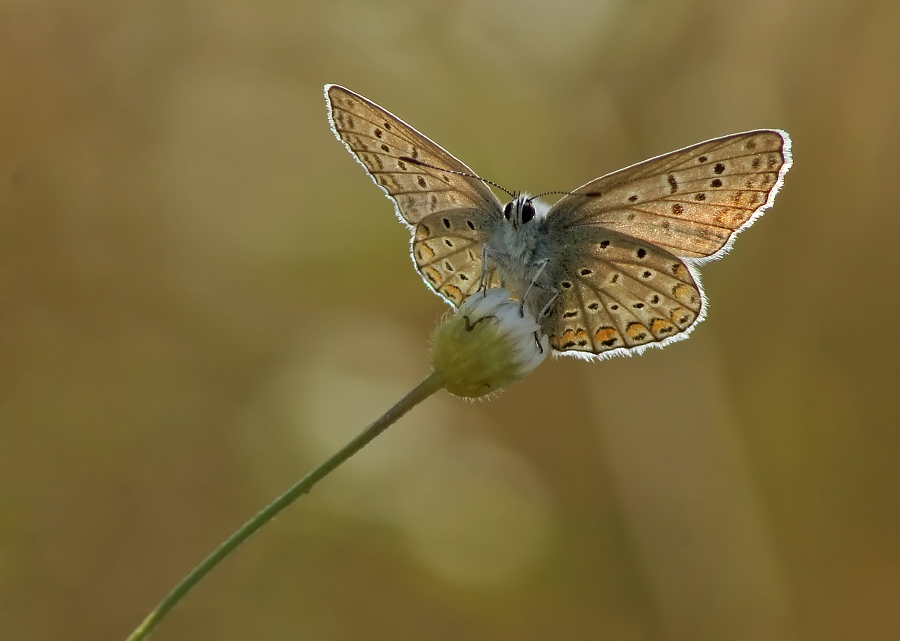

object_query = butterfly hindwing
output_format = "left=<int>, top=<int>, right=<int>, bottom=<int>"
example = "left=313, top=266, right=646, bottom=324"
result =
left=541, top=227, right=703, bottom=357
left=547, top=130, right=791, bottom=260
left=326, top=85, right=502, bottom=227
left=413, top=208, right=502, bottom=306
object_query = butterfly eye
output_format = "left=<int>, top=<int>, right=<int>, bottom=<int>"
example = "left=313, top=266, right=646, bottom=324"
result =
left=521, top=201, right=535, bottom=224
left=503, top=202, right=512, bottom=220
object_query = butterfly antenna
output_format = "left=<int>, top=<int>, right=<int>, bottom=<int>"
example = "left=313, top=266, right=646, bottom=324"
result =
left=528, top=190, right=573, bottom=202
left=398, top=156, right=516, bottom=199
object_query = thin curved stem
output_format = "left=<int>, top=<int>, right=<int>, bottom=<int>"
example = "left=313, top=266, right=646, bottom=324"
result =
left=125, top=371, right=446, bottom=641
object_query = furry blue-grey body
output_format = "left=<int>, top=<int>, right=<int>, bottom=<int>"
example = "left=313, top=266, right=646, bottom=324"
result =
left=484, top=195, right=559, bottom=317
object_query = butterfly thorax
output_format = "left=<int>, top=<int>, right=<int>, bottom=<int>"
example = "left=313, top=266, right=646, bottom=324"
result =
left=488, top=196, right=557, bottom=305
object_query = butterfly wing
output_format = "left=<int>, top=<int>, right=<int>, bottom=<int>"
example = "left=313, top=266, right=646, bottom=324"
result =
left=540, top=225, right=704, bottom=359
left=540, top=130, right=790, bottom=358
left=411, top=209, right=506, bottom=305
left=547, top=130, right=792, bottom=261
left=326, top=85, right=503, bottom=306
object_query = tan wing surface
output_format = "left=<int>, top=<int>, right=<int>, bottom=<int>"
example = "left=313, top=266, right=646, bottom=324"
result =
left=326, top=85, right=502, bottom=227
left=548, top=130, right=792, bottom=260
left=412, top=209, right=504, bottom=306
left=542, top=227, right=704, bottom=358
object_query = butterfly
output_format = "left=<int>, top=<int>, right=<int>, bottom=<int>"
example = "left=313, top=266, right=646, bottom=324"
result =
left=325, top=84, right=792, bottom=360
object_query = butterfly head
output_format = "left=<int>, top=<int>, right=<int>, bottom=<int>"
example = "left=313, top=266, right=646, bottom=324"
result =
left=502, top=194, right=538, bottom=230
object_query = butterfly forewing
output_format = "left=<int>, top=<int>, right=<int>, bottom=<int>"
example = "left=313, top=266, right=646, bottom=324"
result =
left=326, top=85, right=502, bottom=226
left=542, top=227, right=703, bottom=357
left=548, top=130, right=792, bottom=260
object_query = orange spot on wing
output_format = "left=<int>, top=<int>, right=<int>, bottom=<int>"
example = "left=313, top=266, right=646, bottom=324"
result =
left=594, top=326, right=620, bottom=349
left=650, top=318, right=677, bottom=337
left=422, top=266, right=442, bottom=287
left=557, top=328, right=589, bottom=350
left=626, top=322, right=650, bottom=342
left=415, top=242, right=435, bottom=262
left=672, top=284, right=699, bottom=308
left=441, top=285, right=463, bottom=304
left=669, top=307, right=695, bottom=328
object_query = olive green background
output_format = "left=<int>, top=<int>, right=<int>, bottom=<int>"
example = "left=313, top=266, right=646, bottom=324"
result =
left=4, top=1, right=900, bottom=640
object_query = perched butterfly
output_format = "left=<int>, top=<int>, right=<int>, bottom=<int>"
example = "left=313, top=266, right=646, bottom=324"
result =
left=325, top=85, right=792, bottom=360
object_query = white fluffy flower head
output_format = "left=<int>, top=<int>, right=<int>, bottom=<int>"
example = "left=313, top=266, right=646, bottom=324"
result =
left=430, top=289, right=549, bottom=398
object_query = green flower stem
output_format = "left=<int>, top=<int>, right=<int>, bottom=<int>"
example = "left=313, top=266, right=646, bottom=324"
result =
left=125, top=370, right=446, bottom=641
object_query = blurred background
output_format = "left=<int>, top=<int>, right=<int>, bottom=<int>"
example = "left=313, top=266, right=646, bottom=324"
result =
left=3, top=0, right=900, bottom=639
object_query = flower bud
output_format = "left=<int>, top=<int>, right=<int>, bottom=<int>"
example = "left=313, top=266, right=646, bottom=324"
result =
left=430, top=289, right=549, bottom=398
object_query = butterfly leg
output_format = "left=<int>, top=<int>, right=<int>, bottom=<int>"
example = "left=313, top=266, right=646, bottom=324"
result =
left=478, top=245, right=492, bottom=296
left=520, top=259, right=557, bottom=352
left=530, top=289, right=559, bottom=354
left=533, top=333, right=545, bottom=355
left=478, top=245, right=507, bottom=297
left=520, top=258, right=551, bottom=317
left=538, top=291, right=558, bottom=320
